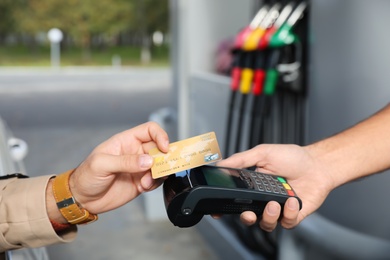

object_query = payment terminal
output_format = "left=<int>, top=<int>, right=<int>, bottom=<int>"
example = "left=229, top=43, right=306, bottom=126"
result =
left=163, top=165, right=302, bottom=227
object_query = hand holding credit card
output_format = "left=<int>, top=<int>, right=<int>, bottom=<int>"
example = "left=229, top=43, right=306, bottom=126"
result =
left=149, top=132, right=222, bottom=179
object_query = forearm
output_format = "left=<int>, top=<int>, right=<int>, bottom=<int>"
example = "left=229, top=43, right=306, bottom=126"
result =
left=306, top=103, right=390, bottom=189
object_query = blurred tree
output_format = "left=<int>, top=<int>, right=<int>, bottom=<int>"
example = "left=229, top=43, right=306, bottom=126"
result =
left=0, top=0, right=17, bottom=43
left=130, top=0, right=169, bottom=34
left=13, top=0, right=134, bottom=59
left=9, top=0, right=169, bottom=60
left=132, top=0, right=169, bottom=64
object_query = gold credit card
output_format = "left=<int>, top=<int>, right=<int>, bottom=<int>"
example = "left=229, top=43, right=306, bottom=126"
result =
left=149, top=132, right=222, bottom=179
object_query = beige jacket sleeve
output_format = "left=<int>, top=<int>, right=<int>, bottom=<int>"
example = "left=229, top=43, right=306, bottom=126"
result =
left=0, top=175, right=77, bottom=252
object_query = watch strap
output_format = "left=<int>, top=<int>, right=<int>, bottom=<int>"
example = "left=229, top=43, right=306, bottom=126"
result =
left=52, top=169, right=98, bottom=225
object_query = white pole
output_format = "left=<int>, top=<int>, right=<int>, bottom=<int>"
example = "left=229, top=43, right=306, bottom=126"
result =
left=47, top=28, right=63, bottom=69
left=177, top=0, right=190, bottom=140
left=50, top=42, right=60, bottom=68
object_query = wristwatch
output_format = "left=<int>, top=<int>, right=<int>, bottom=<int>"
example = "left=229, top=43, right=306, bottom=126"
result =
left=52, top=169, right=98, bottom=225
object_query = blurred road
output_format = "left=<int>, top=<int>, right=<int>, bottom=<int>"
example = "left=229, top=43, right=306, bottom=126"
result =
left=0, top=67, right=173, bottom=127
left=0, top=67, right=218, bottom=260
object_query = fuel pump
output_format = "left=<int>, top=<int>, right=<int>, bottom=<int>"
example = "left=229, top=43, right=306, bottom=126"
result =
left=233, top=4, right=281, bottom=154
left=249, top=2, right=295, bottom=148
left=225, top=5, right=269, bottom=158
left=223, top=1, right=309, bottom=257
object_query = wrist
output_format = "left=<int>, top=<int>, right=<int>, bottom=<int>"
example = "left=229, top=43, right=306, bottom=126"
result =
left=304, top=143, right=341, bottom=190
left=52, top=169, right=98, bottom=225
left=46, top=177, right=75, bottom=232
left=67, top=168, right=88, bottom=210
left=46, top=178, right=69, bottom=224
left=305, top=132, right=366, bottom=190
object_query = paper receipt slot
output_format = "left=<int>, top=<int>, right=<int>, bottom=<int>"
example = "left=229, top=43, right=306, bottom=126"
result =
left=163, top=165, right=302, bottom=228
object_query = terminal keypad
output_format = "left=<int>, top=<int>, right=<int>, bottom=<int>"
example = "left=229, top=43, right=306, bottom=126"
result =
left=244, top=171, right=296, bottom=197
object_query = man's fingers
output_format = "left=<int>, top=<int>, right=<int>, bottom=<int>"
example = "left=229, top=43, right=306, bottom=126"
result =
left=134, top=121, right=170, bottom=152
left=240, top=211, right=257, bottom=226
left=279, top=198, right=300, bottom=229
left=259, top=201, right=281, bottom=232
left=119, top=154, right=154, bottom=172
left=87, top=153, right=154, bottom=175
left=217, top=144, right=269, bottom=169
left=140, top=172, right=164, bottom=192
left=111, top=122, right=169, bottom=155
left=226, top=199, right=301, bottom=232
